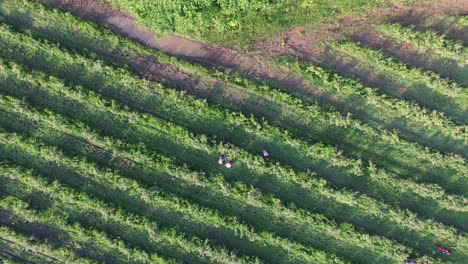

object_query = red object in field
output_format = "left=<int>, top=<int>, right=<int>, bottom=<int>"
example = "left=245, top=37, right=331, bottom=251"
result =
left=436, top=245, right=451, bottom=255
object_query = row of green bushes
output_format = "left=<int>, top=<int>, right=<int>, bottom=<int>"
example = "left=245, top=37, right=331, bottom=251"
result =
left=2, top=0, right=466, bottom=200
left=0, top=22, right=465, bottom=230
left=1, top=94, right=466, bottom=262
left=0, top=61, right=409, bottom=263
left=0, top=192, right=172, bottom=264
left=334, top=41, right=468, bottom=125
left=273, top=56, right=467, bottom=157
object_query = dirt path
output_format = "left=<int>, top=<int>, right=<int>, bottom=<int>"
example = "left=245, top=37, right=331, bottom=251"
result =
left=106, top=16, right=210, bottom=57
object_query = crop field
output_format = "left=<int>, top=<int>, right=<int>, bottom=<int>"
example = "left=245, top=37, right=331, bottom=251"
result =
left=0, top=0, right=466, bottom=263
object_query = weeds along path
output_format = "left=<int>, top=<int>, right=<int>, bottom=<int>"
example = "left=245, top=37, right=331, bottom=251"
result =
left=1, top=93, right=467, bottom=262
left=22, top=0, right=468, bottom=185
left=0, top=64, right=422, bottom=264
left=0, top=25, right=467, bottom=232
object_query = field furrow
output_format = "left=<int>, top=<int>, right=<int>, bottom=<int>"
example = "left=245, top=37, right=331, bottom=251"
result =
left=0, top=227, right=71, bottom=264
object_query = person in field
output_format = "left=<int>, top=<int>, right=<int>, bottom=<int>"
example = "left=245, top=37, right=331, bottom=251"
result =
left=225, top=161, right=233, bottom=168
left=436, top=245, right=451, bottom=255
left=222, top=138, right=229, bottom=146
left=218, top=155, right=225, bottom=165
left=405, top=260, right=416, bottom=264
left=262, top=150, right=270, bottom=157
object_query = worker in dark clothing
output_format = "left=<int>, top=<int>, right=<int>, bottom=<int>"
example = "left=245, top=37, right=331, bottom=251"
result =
left=222, top=138, right=229, bottom=146
left=436, top=245, right=451, bottom=255
left=218, top=155, right=225, bottom=165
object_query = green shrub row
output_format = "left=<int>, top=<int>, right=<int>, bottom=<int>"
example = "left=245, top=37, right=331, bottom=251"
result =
left=0, top=4, right=465, bottom=198
left=1, top=61, right=465, bottom=263
left=0, top=1, right=466, bottom=197
left=273, top=56, right=467, bottom=157
left=0, top=161, right=258, bottom=264
left=334, top=41, right=468, bottom=124
left=2, top=94, right=467, bottom=261
left=374, top=23, right=467, bottom=67
left=0, top=195, right=173, bottom=264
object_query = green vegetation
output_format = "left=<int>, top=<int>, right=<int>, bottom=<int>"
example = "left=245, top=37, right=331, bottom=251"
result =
left=373, top=22, right=468, bottom=86
left=274, top=56, right=467, bottom=156
left=334, top=40, right=468, bottom=123
left=0, top=0, right=466, bottom=263
left=104, top=0, right=424, bottom=44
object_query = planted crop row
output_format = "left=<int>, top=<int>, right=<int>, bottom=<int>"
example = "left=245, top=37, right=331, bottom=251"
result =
left=1, top=95, right=466, bottom=262
left=0, top=195, right=174, bottom=264
left=0, top=129, right=341, bottom=264
left=334, top=41, right=468, bottom=124
left=0, top=128, right=394, bottom=264
left=0, top=112, right=340, bottom=264
left=369, top=23, right=468, bottom=86
left=0, top=192, right=176, bottom=264
left=273, top=56, right=467, bottom=157
left=375, top=23, right=467, bottom=66
left=0, top=161, right=258, bottom=264
left=0, top=223, right=95, bottom=263
left=0, top=63, right=465, bottom=263
left=0, top=7, right=465, bottom=198
left=0, top=27, right=466, bottom=231
left=0, top=117, right=338, bottom=264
